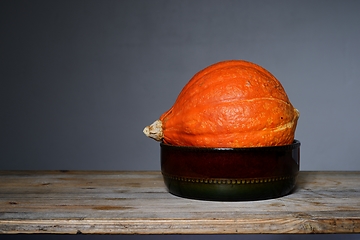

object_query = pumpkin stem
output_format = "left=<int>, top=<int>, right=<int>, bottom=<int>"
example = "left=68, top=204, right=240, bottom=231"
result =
left=143, top=120, right=163, bottom=141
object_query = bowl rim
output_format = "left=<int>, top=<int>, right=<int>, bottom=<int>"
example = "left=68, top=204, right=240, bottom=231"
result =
left=160, top=139, right=300, bottom=151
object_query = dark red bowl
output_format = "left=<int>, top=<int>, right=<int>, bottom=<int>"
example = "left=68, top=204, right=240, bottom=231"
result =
left=161, top=140, right=300, bottom=201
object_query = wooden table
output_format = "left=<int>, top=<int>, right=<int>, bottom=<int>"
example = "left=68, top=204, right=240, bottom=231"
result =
left=0, top=171, right=359, bottom=234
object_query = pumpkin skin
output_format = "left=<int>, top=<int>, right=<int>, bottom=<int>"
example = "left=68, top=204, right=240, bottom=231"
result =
left=144, top=60, right=299, bottom=148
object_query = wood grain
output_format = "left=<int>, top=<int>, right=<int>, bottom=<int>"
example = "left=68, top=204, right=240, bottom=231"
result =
left=0, top=171, right=360, bottom=234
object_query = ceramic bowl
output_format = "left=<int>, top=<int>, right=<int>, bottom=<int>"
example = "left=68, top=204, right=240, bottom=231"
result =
left=161, top=140, right=300, bottom=201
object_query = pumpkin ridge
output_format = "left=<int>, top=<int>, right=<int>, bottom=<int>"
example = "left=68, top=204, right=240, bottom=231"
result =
left=174, top=83, right=290, bottom=110
left=163, top=126, right=295, bottom=147
left=184, top=96, right=292, bottom=106
left=162, top=98, right=297, bottom=133
left=177, top=60, right=276, bottom=102
left=233, top=97, right=292, bottom=106
left=175, top=70, right=289, bottom=109
left=270, top=121, right=297, bottom=132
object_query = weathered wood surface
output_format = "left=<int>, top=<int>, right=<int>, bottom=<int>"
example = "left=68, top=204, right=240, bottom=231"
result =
left=0, top=171, right=360, bottom=234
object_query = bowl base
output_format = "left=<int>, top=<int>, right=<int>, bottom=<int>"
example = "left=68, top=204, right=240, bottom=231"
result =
left=162, top=173, right=297, bottom=201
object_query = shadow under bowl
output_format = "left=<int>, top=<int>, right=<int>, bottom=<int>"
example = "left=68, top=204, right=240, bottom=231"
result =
left=161, top=140, right=300, bottom=201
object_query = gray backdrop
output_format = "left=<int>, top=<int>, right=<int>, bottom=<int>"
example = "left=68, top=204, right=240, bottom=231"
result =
left=1, top=0, right=360, bottom=239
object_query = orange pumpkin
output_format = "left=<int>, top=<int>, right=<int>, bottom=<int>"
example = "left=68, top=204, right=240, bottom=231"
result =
left=143, top=60, right=299, bottom=147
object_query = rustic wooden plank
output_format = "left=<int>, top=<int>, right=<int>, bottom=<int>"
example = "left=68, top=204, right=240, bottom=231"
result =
left=0, top=171, right=360, bottom=234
